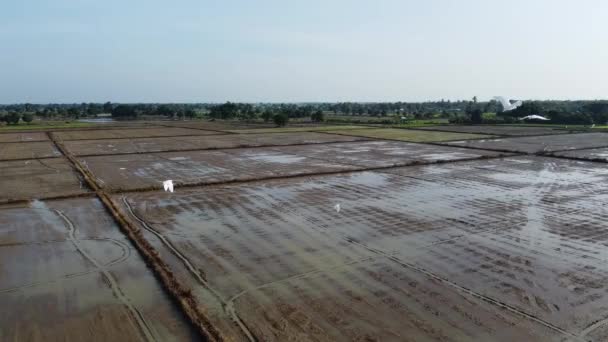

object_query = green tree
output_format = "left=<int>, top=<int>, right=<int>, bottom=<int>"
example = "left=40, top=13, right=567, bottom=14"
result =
left=156, top=105, right=176, bottom=117
left=67, top=107, right=81, bottom=118
left=469, top=109, right=482, bottom=124
left=311, top=110, right=324, bottom=122
left=22, top=112, right=34, bottom=123
left=6, top=111, right=21, bottom=125
left=111, top=105, right=137, bottom=119
left=261, top=110, right=273, bottom=122
left=273, top=113, right=288, bottom=127
left=184, top=109, right=197, bottom=119
left=103, top=102, right=113, bottom=113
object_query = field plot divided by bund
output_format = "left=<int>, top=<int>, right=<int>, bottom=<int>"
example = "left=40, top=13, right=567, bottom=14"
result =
left=442, top=132, right=608, bottom=153
left=0, top=132, right=50, bottom=142
left=0, top=198, right=198, bottom=341
left=552, top=146, right=608, bottom=162
left=0, top=158, right=88, bottom=203
left=112, top=154, right=608, bottom=341
left=53, top=127, right=221, bottom=140
left=5, top=122, right=608, bottom=342
left=78, top=140, right=509, bottom=192
left=0, top=141, right=61, bottom=160
left=412, top=125, right=569, bottom=136
left=325, top=128, right=494, bottom=142
left=63, top=132, right=370, bottom=156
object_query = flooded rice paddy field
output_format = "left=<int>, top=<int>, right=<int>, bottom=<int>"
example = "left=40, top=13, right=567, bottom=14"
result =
left=0, top=198, right=198, bottom=341
left=271, top=140, right=511, bottom=168
left=0, top=132, right=49, bottom=143
left=413, top=125, right=570, bottom=136
left=0, top=141, right=61, bottom=160
left=0, top=158, right=88, bottom=203
left=115, top=155, right=608, bottom=341
left=443, top=132, right=608, bottom=154
left=226, top=125, right=377, bottom=134
left=325, top=128, right=494, bottom=142
left=78, top=141, right=507, bottom=192
left=53, top=127, right=221, bottom=140
left=63, top=132, right=369, bottom=156
left=552, top=147, right=608, bottom=163
left=79, top=147, right=362, bottom=191
left=4, top=123, right=608, bottom=341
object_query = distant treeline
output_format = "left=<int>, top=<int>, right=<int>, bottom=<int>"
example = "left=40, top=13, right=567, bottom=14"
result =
left=1, top=100, right=607, bottom=125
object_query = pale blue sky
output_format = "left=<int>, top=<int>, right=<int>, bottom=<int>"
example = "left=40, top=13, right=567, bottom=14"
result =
left=1, top=0, right=606, bottom=103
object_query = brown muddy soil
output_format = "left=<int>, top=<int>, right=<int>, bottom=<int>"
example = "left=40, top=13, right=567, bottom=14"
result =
left=79, top=147, right=362, bottom=191
left=442, top=132, right=608, bottom=153
left=113, top=155, right=608, bottom=341
left=0, top=198, right=198, bottom=341
left=63, top=132, right=369, bottom=156
left=0, top=158, right=89, bottom=202
left=52, top=127, right=221, bottom=140
left=0, top=141, right=61, bottom=160
left=414, top=125, right=568, bottom=136
left=0, top=132, right=49, bottom=142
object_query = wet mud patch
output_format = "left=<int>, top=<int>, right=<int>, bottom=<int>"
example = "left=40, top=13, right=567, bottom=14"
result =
left=113, top=159, right=606, bottom=341
left=0, top=198, right=198, bottom=341
left=413, top=125, right=567, bottom=136
left=53, top=127, right=220, bottom=140
left=80, top=147, right=361, bottom=192
left=0, top=141, right=61, bottom=160
left=441, top=132, right=608, bottom=154
left=63, top=132, right=368, bottom=156
left=0, top=132, right=49, bottom=143
left=325, top=128, right=494, bottom=142
left=0, top=158, right=89, bottom=202
left=271, top=140, right=511, bottom=168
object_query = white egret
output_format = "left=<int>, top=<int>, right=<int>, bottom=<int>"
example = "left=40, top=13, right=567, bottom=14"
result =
left=494, top=96, right=523, bottom=112
left=163, top=180, right=174, bottom=193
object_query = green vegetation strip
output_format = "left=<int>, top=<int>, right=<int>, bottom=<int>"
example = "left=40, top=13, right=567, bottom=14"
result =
left=325, top=128, right=493, bottom=142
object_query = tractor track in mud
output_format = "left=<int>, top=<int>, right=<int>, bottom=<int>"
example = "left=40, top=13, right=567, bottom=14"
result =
left=0, top=237, right=131, bottom=294
left=100, top=153, right=511, bottom=195
left=122, top=196, right=258, bottom=342
left=54, top=209, right=157, bottom=342
left=47, top=131, right=226, bottom=342
left=265, top=195, right=585, bottom=341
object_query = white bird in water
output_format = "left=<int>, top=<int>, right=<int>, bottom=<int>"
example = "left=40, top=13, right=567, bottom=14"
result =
left=334, top=203, right=341, bottom=213
left=494, top=96, right=523, bottom=112
left=163, top=180, right=174, bottom=193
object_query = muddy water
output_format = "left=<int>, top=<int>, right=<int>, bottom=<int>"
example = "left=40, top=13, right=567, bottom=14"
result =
left=554, top=146, right=608, bottom=161
left=63, top=132, right=366, bottom=156
left=115, top=155, right=608, bottom=341
left=414, top=125, right=565, bottom=136
left=81, top=147, right=360, bottom=191
left=273, top=140, right=508, bottom=168
left=443, top=132, right=608, bottom=153
left=0, top=198, right=197, bottom=341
